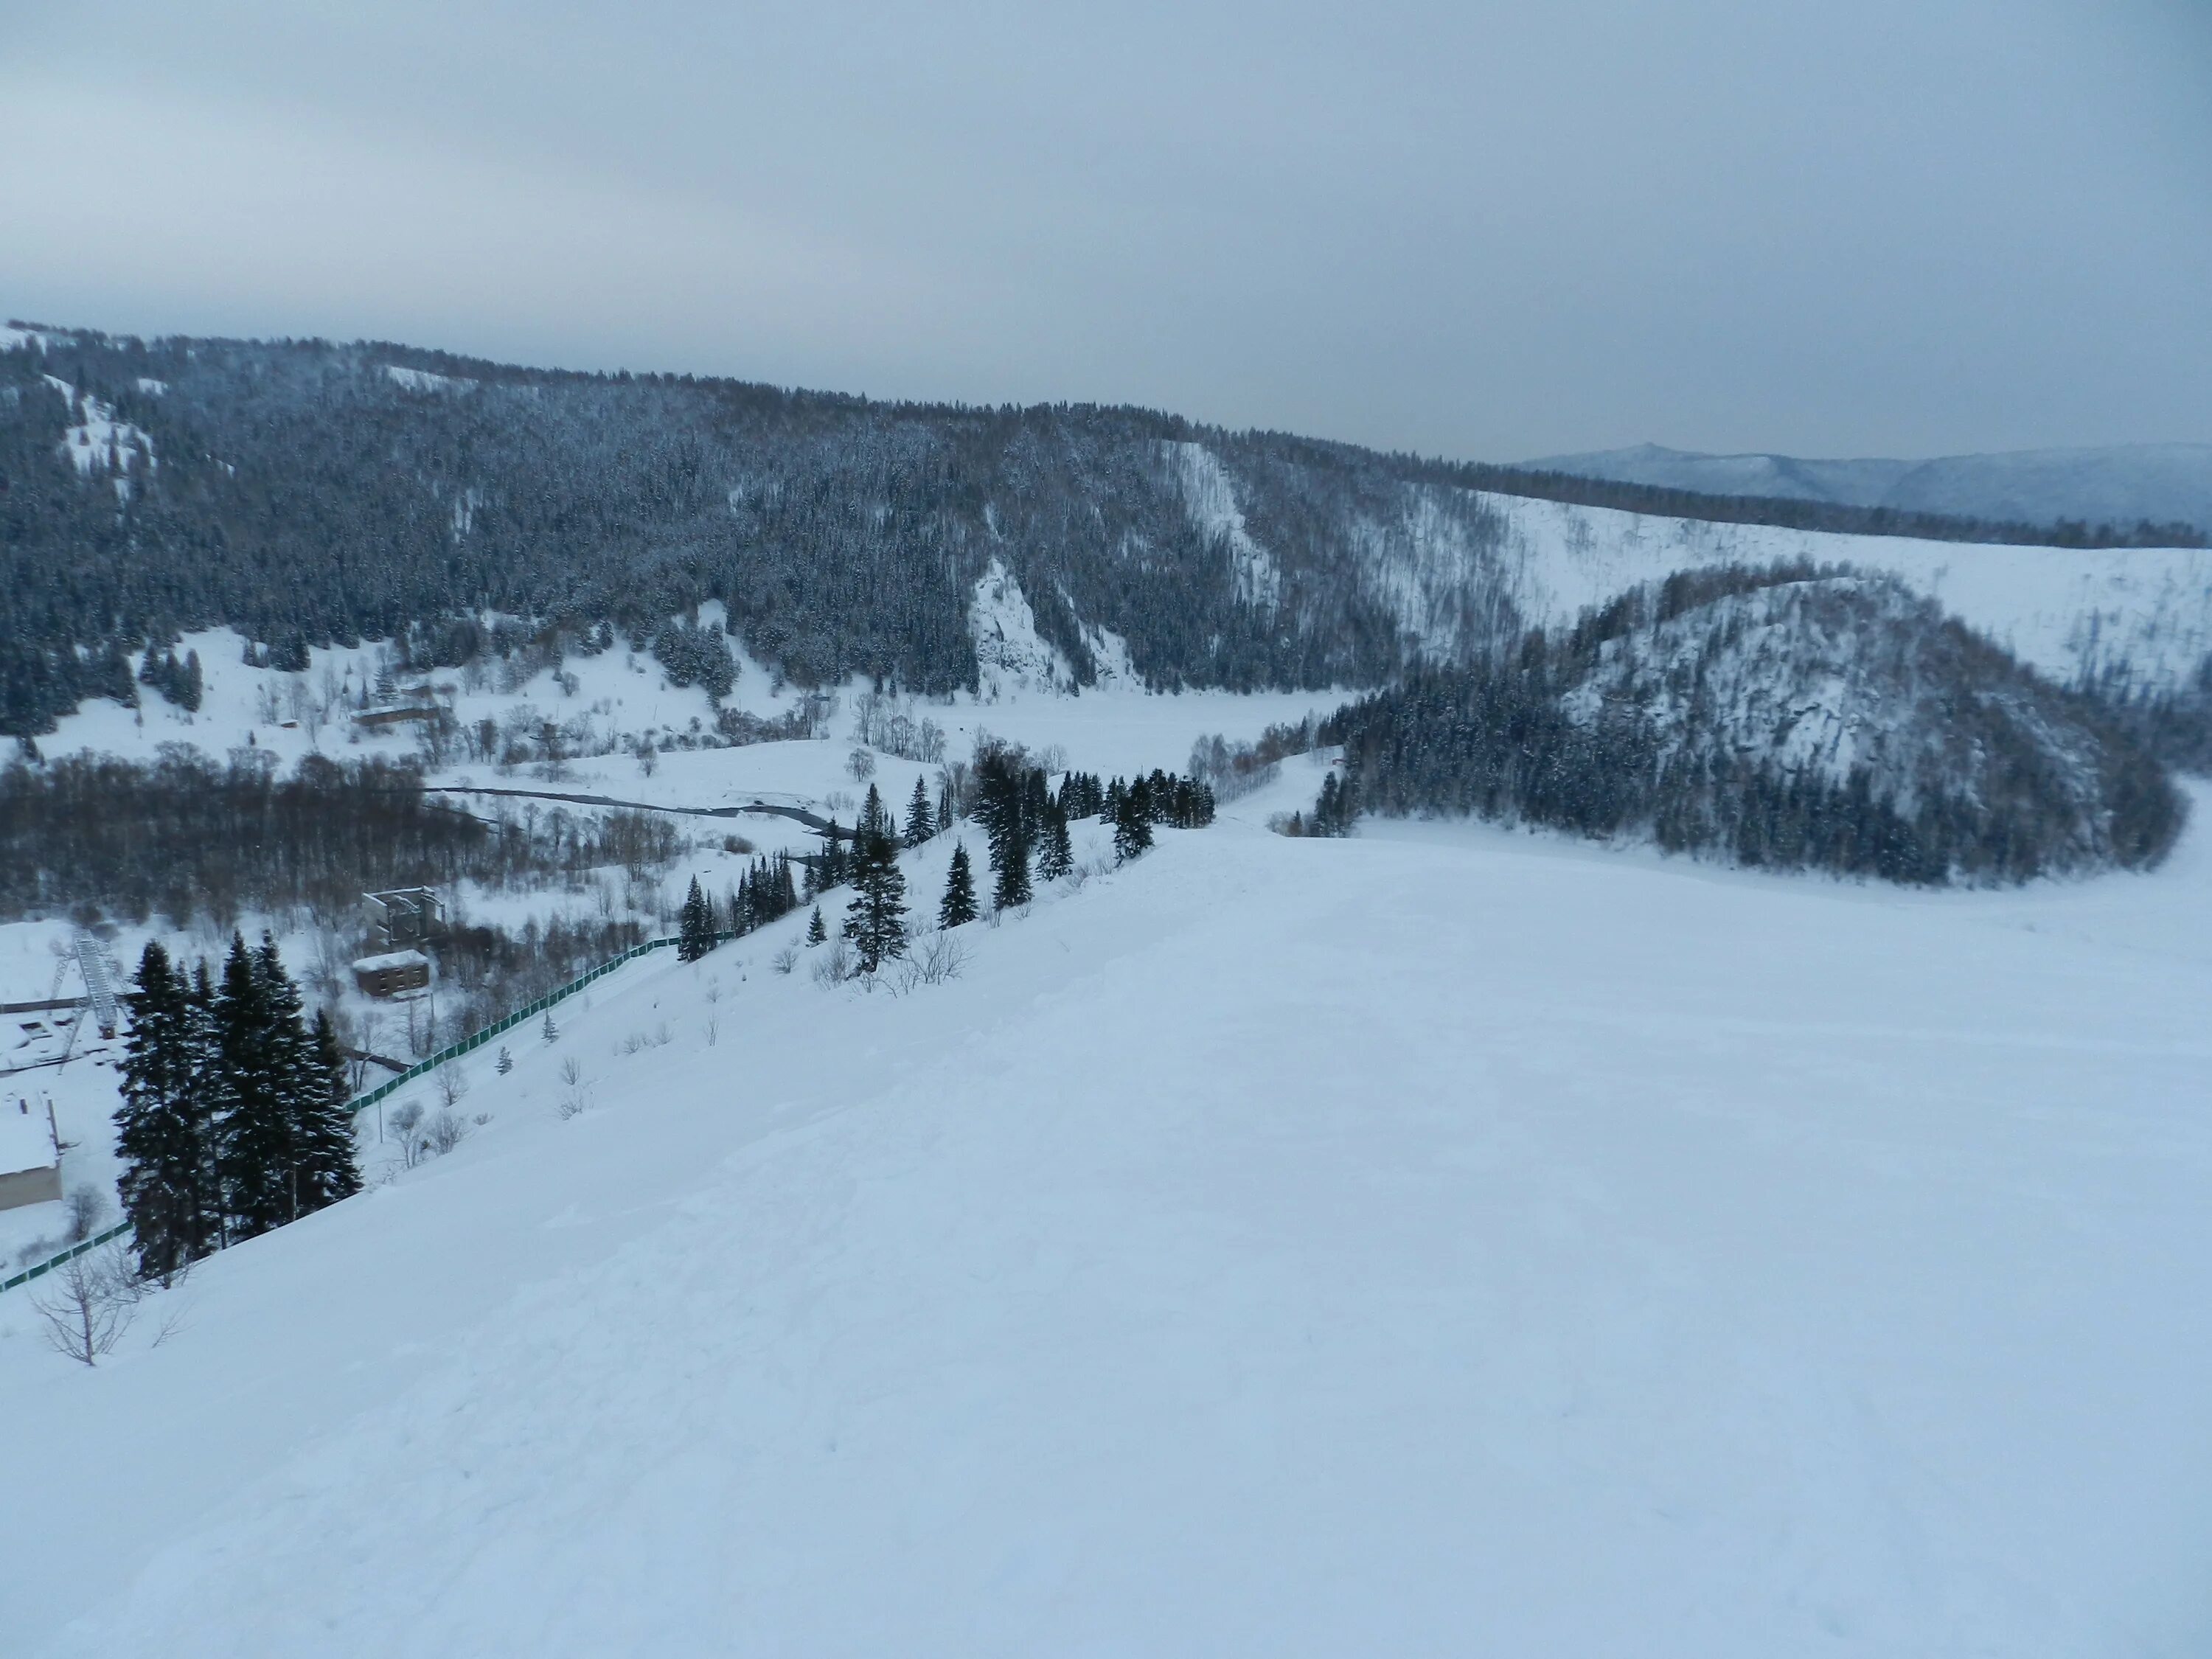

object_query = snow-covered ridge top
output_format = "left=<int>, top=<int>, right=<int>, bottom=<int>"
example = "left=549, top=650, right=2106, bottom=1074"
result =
left=383, top=365, right=476, bottom=394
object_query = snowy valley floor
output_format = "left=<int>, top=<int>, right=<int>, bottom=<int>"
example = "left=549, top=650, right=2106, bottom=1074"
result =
left=4, top=785, right=2211, bottom=1656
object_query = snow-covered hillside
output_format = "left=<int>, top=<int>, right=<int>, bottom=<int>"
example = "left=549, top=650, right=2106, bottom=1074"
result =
left=1422, top=482, right=2212, bottom=695
left=1556, top=572, right=2178, bottom=874
left=4, top=773, right=2209, bottom=1656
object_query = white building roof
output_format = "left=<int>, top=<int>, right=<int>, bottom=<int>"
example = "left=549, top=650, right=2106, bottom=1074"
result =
left=352, top=950, right=431, bottom=974
left=0, top=1094, right=58, bottom=1178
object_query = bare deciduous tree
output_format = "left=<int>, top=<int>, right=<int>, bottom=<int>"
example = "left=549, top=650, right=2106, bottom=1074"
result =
left=63, top=1183, right=107, bottom=1244
left=390, top=1101, right=428, bottom=1168
left=810, top=936, right=856, bottom=988
left=31, top=1247, right=136, bottom=1366
left=891, top=930, right=969, bottom=995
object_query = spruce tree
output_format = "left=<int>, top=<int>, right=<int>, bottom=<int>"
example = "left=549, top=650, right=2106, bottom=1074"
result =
left=1113, top=779, right=1154, bottom=863
left=295, top=1010, right=364, bottom=1211
left=844, top=785, right=908, bottom=973
left=114, top=942, right=218, bottom=1279
left=215, top=933, right=294, bottom=1238
left=188, top=960, right=229, bottom=1242
left=992, top=831, right=1032, bottom=910
left=975, top=749, right=1032, bottom=908
left=254, top=933, right=321, bottom=1220
left=807, top=904, right=827, bottom=945
left=939, top=841, right=979, bottom=928
left=678, top=875, right=715, bottom=961
left=1038, top=800, right=1075, bottom=880
left=905, top=776, right=935, bottom=846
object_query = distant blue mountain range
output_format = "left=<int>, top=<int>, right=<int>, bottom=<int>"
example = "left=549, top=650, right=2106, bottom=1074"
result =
left=1521, top=442, right=2212, bottom=535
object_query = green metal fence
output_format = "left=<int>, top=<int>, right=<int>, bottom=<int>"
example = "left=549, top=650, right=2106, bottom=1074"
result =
left=1, top=930, right=705, bottom=1298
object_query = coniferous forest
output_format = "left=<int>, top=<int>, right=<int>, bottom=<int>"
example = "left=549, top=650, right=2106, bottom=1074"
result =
left=7, top=325, right=2202, bottom=742
left=1320, top=567, right=2184, bottom=883
left=115, top=935, right=361, bottom=1278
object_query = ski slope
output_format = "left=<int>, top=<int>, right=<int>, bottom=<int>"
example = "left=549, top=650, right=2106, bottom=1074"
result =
left=3, top=770, right=2208, bottom=1656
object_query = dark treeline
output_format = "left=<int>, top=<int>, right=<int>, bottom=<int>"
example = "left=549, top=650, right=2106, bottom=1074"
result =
left=1322, top=566, right=2184, bottom=885
left=0, top=749, right=680, bottom=926
left=8, top=326, right=2191, bottom=740
left=115, top=934, right=360, bottom=1279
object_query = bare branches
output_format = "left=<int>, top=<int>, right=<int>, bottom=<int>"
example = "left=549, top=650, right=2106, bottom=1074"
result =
left=31, top=1246, right=138, bottom=1366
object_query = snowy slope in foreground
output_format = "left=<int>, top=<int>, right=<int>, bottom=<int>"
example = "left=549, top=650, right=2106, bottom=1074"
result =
left=6, top=788, right=2212, bottom=1656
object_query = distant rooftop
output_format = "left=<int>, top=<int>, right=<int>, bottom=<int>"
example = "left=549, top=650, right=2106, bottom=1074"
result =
left=0, top=1093, right=58, bottom=1178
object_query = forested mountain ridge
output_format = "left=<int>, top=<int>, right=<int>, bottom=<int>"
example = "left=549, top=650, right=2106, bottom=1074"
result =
left=6, top=322, right=2212, bottom=748
left=1329, top=566, right=2185, bottom=883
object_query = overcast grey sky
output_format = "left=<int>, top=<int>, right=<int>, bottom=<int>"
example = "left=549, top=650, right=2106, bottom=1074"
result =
left=3, top=1, right=2207, bottom=461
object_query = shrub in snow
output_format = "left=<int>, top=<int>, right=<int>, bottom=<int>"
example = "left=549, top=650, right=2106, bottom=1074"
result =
left=811, top=936, right=856, bottom=988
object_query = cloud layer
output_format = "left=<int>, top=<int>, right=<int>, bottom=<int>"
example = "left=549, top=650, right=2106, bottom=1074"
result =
left=4, top=0, right=2207, bottom=459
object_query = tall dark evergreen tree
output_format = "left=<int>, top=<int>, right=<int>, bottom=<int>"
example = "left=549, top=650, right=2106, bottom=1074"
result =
left=252, top=932, right=321, bottom=1222
left=296, top=1010, right=363, bottom=1211
left=678, top=874, right=715, bottom=960
left=844, top=785, right=908, bottom=972
left=1038, top=800, right=1075, bottom=880
left=939, top=841, right=979, bottom=928
left=807, top=904, right=827, bottom=945
left=114, top=942, right=218, bottom=1279
left=818, top=819, right=847, bottom=889
left=1312, top=771, right=1358, bottom=836
left=974, top=748, right=1032, bottom=908
left=215, top=933, right=294, bottom=1238
left=1113, top=778, right=1155, bottom=863
left=905, top=776, right=936, bottom=847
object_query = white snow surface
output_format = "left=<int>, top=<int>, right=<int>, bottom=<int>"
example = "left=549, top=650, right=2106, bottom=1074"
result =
left=1170, top=439, right=1281, bottom=608
left=968, top=557, right=1075, bottom=696
left=4, top=775, right=2210, bottom=1656
left=42, top=373, right=156, bottom=479
left=0, top=1092, right=59, bottom=1178
left=383, top=364, right=476, bottom=394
